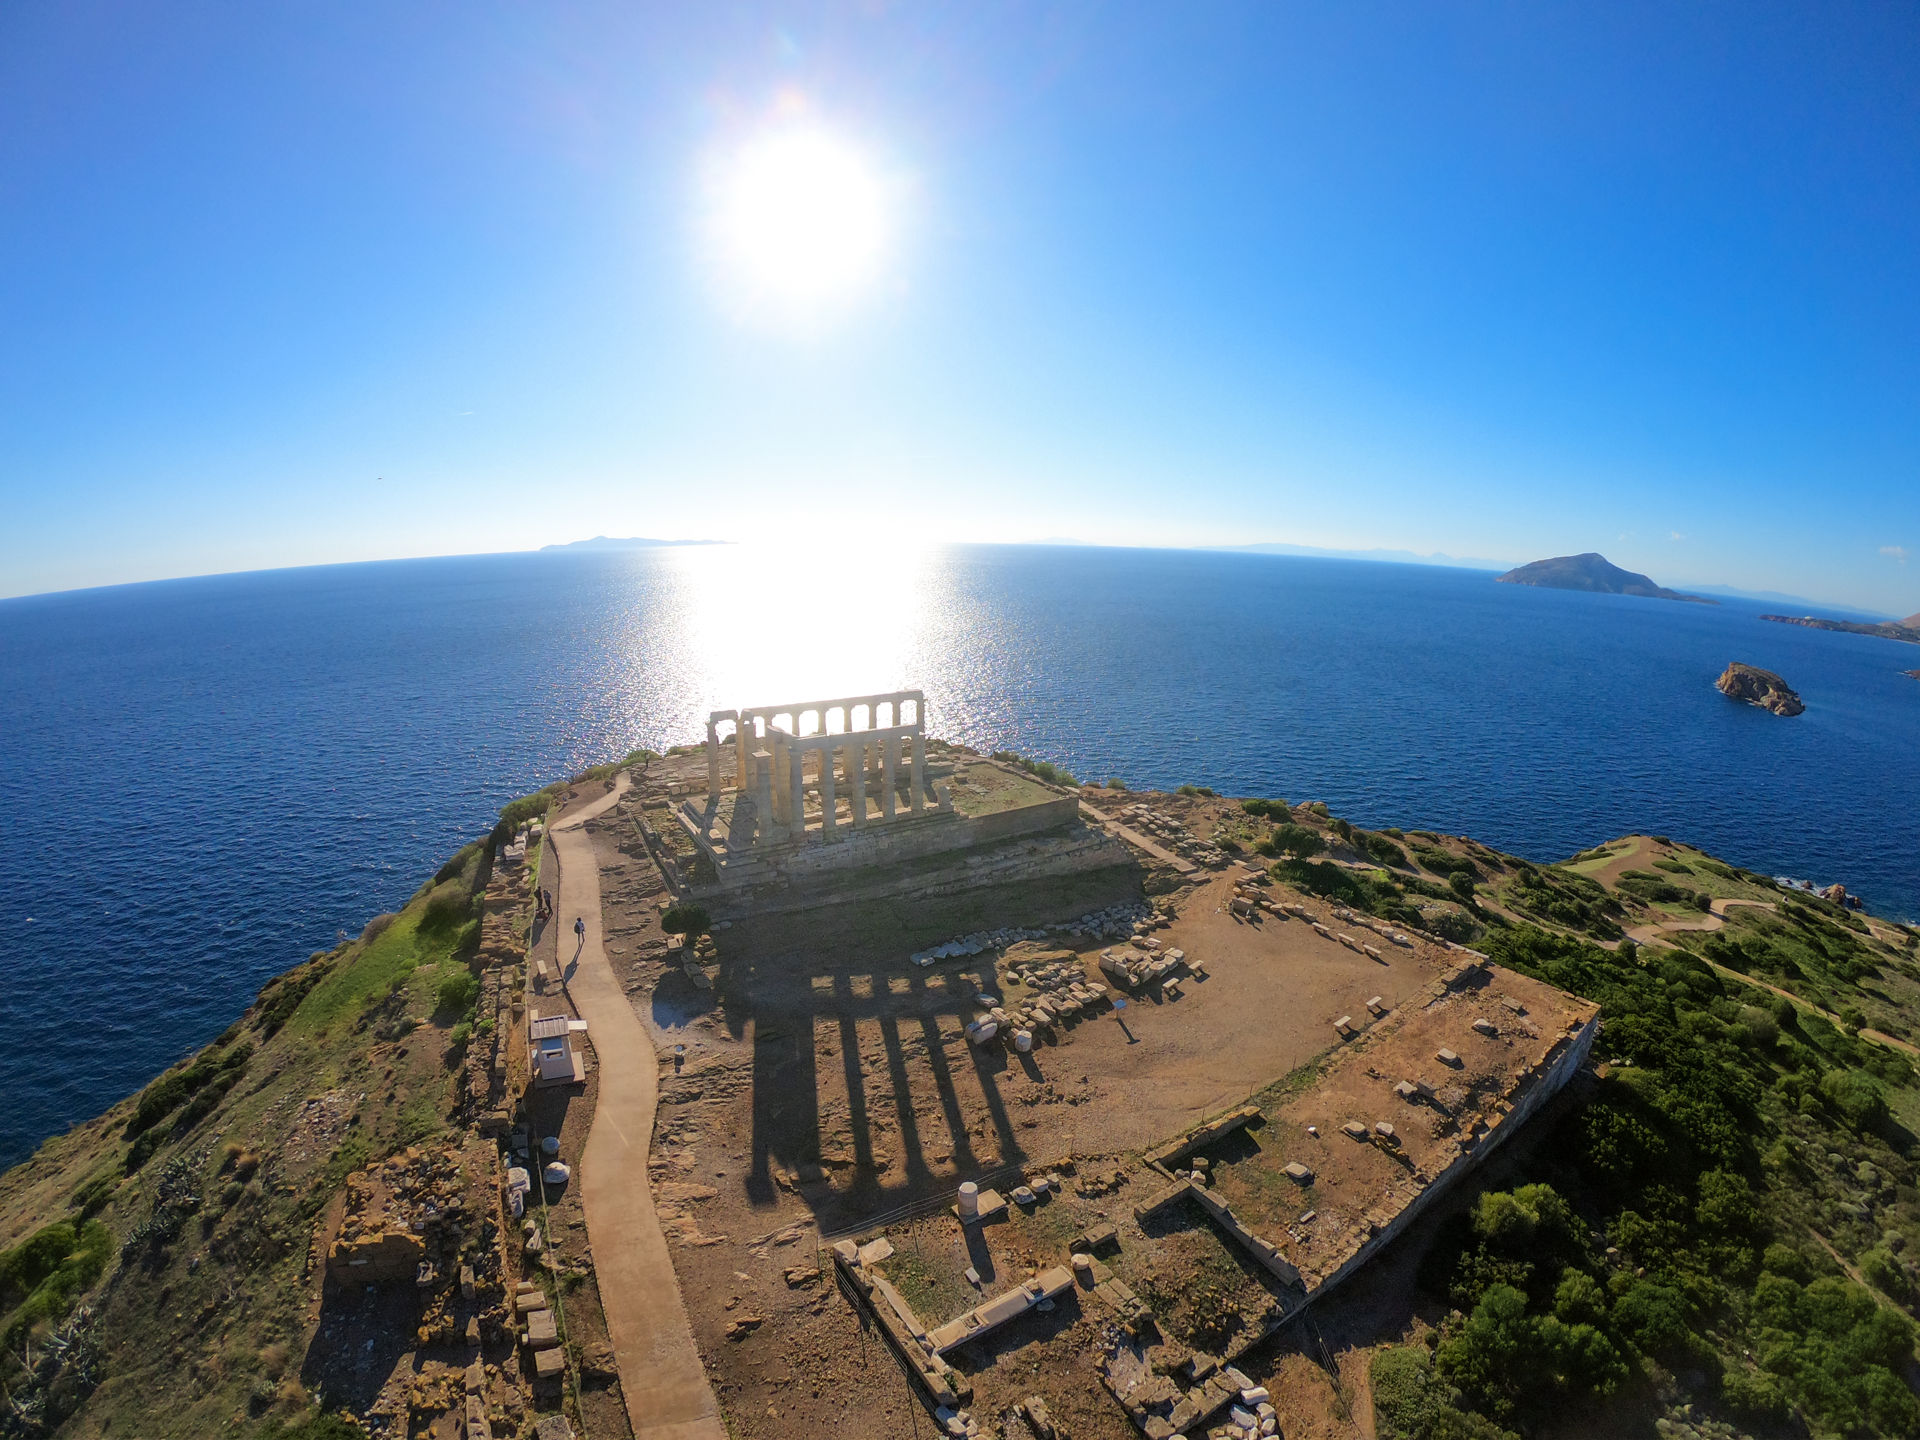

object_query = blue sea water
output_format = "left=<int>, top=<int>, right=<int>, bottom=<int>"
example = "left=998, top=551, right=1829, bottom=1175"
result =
left=2, top=543, right=1916, bottom=1170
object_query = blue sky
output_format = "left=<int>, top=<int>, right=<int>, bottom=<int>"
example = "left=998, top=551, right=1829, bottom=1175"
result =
left=2, top=2, right=1916, bottom=613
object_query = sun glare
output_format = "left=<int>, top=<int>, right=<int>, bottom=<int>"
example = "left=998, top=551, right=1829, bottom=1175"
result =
left=708, top=126, right=890, bottom=319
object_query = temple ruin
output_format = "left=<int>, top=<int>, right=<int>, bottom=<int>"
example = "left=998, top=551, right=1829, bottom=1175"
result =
left=669, top=690, right=1121, bottom=898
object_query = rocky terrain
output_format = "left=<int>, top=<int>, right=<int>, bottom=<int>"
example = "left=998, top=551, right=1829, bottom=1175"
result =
left=1496, top=553, right=1713, bottom=604
left=1715, top=661, right=1806, bottom=715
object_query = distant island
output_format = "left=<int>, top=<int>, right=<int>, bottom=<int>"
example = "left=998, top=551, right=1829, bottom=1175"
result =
left=1716, top=661, right=1805, bottom=716
left=1496, top=551, right=1716, bottom=604
left=1761, top=611, right=1920, bottom=647
left=539, top=535, right=725, bottom=552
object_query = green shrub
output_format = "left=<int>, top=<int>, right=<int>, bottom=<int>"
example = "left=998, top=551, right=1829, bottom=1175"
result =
left=990, top=750, right=1080, bottom=788
left=1448, top=870, right=1477, bottom=901
left=435, top=968, right=480, bottom=1017
left=1365, top=834, right=1410, bottom=867
left=1818, top=1068, right=1888, bottom=1130
left=0, top=1219, right=111, bottom=1341
left=261, top=1413, right=364, bottom=1440
left=1436, top=1284, right=1627, bottom=1419
left=1239, top=797, right=1291, bottom=819
left=1269, top=824, right=1324, bottom=858
left=1371, top=1344, right=1518, bottom=1440
left=1103, top=776, right=1127, bottom=790
left=420, top=879, right=475, bottom=934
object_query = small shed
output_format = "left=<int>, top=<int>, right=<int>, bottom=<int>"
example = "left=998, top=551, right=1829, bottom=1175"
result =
left=529, top=1013, right=587, bottom=1086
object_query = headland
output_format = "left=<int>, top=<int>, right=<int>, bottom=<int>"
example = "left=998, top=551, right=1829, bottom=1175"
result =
left=4, top=697, right=1919, bottom=1440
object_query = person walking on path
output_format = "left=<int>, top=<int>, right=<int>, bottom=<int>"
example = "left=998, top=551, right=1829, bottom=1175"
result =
left=574, top=915, right=586, bottom=949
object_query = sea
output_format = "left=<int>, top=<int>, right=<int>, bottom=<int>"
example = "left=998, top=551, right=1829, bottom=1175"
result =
left=3, top=543, right=1916, bottom=1171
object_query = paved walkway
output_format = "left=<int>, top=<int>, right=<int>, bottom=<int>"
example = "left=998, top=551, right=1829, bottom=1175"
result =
left=549, top=774, right=727, bottom=1440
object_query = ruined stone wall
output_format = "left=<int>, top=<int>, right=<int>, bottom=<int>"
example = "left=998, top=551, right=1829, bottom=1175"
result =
left=710, top=824, right=1134, bottom=920
left=465, top=854, right=532, bottom=1134
left=1299, top=1013, right=1600, bottom=1312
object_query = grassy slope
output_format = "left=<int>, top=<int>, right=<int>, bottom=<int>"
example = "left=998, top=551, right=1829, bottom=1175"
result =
left=0, top=844, right=492, bottom=1438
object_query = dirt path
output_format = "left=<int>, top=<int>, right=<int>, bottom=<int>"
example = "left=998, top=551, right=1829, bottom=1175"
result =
left=1625, top=898, right=1920, bottom=1061
left=1624, top=895, right=1775, bottom=949
left=551, top=773, right=727, bottom=1440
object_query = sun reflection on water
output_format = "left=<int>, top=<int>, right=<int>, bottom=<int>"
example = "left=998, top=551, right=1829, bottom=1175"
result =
left=619, top=544, right=953, bottom=738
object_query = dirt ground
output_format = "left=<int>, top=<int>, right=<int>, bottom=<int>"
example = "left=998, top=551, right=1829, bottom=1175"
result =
left=582, top=760, right=1527, bottom=1440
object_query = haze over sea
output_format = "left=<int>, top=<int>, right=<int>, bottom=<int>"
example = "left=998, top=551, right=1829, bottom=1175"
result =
left=2, top=543, right=1916, bottom=1169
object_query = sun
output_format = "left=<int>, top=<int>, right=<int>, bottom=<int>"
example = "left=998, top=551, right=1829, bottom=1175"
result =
left=708, top=126, right=890, bottom=319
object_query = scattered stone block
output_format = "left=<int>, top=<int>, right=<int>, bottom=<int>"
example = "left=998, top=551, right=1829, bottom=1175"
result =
left=1283, top=1161, right=1314, bottom=1183
left=524, top=1308, right=559, bottom=1349
left=1342, top=1121, right=1369, bottom=1140
left=857, top=1237, right=895, bottom=1266
left=531, top=1347, right=566, bottom=1383
left=1473, top=1018, right=1499, bottom=1036
left=515, top=1291, right=549, bottom=1315
left=1375, top=1122, right=1396, bottom=1141
left=1436, top=1048, right=1462, bottom=1067
left=1366, top=996, right=1385, bottom=1014
left=1394, top=1080, right=1418, bottom=1100
left=1074, top=1223, right=1120, bottom=1254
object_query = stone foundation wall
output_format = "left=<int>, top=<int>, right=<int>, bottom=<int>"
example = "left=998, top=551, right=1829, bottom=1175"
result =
left=705, top=824, right=1135, bottom=920
left=1298, top=1012, right=1600, bottom=1312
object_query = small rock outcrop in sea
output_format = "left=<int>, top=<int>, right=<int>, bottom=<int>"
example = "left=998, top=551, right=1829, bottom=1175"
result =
left=1716, top=662, right=1805, bottom=716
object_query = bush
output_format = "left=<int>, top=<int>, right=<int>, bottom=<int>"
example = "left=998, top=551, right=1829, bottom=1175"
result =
left=1448, top=870, right=1477, bottom=901
left=990, top=751, right=1080, bottom=788
left=1270, top=824, right=1324, bottom=859
left=435, top=968, right=479, bottom=1018
left=1103, top=777, right=1127, bottom=790
left=1819, top=1068, right=1889, bottom=1130
left=1240, top=797, right=1291, bottom=819
left=1365, top=834, right=1410, bottom=867
left=419, top=879, right=474, bottom=934
left=1372, top=1344, right=1519, bottom=1440
left=1437, top=1285, right=1627, bottom=1419
left=661, top=903, right=711, bottom=936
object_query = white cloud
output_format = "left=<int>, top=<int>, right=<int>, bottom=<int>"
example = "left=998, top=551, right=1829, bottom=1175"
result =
left=1882, top=545, right=1908, bottom=565
left=1669, top=531, right=1686, bottom=542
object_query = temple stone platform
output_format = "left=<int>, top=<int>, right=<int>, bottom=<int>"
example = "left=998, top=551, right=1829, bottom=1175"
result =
left=674, top=691, right=1128, bottom=904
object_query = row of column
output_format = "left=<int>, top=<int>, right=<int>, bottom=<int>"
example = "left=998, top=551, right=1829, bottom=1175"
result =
left=761, top=730, right=933, bottom=844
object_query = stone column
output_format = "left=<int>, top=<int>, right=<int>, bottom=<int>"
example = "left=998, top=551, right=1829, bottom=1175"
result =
left=820, top=741, right=839, bottom=840
left=909, top=732, right=928, bottom=812
left=753, top=750, right=775, bottom=846
left=881, top=735, right=899, bottom=821
left=735, top=715, right=753, bottom=789
left=706, top=719, right=721, bottom=802
left=789, top=746, right=807, bottom=836
left=850, top=740, right=867, bottom=828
